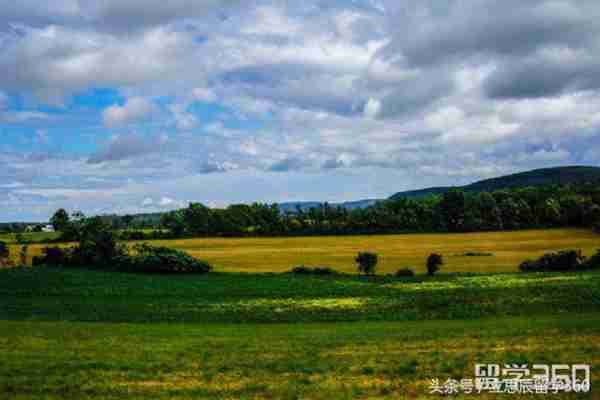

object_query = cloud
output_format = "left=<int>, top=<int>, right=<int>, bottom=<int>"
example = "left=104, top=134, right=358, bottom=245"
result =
left=35, top=129, right=49, bottom=144
left=191, top=87, right=217, bottom=102
left=102, top=97, right=157, bottom=127
left=269, top=157, right=312, bottom=172
left=3, top=0, right=600, bottom=221
left=88, top=133, right=166, bottom=163
left=363, top=98, right=381, bottom=118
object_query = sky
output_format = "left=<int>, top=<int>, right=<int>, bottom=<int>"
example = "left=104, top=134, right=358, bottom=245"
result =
left=1, top=0, right=600, bottom=221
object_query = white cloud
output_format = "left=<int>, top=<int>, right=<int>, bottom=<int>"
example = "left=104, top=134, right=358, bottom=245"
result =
left=102, top=97, right=156, bottom=127
left=363, top=98, right=381, bottom=118
left=191, top=87, right=217, bottom=102
left=2, top=0, right=600, bottom=220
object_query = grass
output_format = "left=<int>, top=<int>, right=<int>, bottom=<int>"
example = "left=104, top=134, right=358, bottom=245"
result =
left=5, top=228, right=598, bottom=273
left=1, top=315, right=598, bottom=399
left=1, top=267, right=599, bottom=324
left=152, top=228, right=600, bottom=274
left=2, top=228, right=600, bottom=398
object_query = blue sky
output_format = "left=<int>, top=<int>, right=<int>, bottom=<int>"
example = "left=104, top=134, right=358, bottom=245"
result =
left=1, top=0, right=600, bottom=221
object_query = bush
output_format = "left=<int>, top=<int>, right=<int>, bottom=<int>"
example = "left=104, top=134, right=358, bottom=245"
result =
left=33, top=246, right=71, bottom=267
left=395, top=268, right=415, bottom=277
left=72, top=217, right=127, bottom=267
left=119, top=230, right=149, bottom=241
left=0, top=241, right=9, bottom=267
left=115, top=243, right=212, bottom=274
left=519, top=250, right=587, bottom=272
left=0, top=241, right=8, bottom=258
left=356, top=252, right=378, bottom=275
left=290, top=265, right=337, bottom=275
left=426, top=254, right=443, bottom=276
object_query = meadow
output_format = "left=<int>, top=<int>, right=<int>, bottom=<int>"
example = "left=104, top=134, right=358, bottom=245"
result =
left=4, top=228, right=599, bottom=274
left=1, top=315, right=598, bottom=399
left=1, top=228, right=600, bottom=398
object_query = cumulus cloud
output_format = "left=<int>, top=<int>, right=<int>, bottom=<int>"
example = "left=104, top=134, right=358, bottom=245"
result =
left=102, top=97, right=157, bottom=127
left=88, top=133, right=167, bottom=163
left=3, top=0, right=600, bottom=220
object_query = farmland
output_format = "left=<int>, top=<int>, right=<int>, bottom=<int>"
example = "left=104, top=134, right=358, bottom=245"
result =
left=4, top=228, right=600, bottom=274
left=1, top=228, right=600, bottom=398
left=1, top=315, right=599, bottom=399
left=0, top=267, right=599, bottom=398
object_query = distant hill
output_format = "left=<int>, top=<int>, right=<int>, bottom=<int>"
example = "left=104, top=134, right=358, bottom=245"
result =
left=389, top=166, right=600, bottom=200
left=279, top=199, right=378, bottom=213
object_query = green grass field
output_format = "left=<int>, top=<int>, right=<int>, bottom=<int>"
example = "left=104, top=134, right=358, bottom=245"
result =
left=1, top=315, right=598, bottom=399
left=1, top=229, right=599, bottom=398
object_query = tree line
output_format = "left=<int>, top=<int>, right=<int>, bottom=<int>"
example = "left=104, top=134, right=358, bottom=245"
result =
left=130, top=183, right=600, bottom=238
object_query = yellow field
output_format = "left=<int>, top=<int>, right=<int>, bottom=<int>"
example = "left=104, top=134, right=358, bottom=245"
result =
left=6, top=228, right=598, bottom=273
left=152, top=228, right=598, bottom=274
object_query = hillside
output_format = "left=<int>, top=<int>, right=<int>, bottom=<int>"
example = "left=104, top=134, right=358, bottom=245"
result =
left=390, top=166, right=600, bottom=200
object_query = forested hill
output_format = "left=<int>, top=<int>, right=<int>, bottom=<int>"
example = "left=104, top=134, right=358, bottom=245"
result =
left=390, top=166, right=600, bottom=200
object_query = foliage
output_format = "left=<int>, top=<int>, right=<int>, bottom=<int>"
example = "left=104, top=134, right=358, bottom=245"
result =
left=395, top=268, right=415, bottom=277
left=32, top=246, right=70, bottom=267
left=50, top=208, right=70, bottom=232
left=115, top=243, right=212, bottom=274
left=290, top=266, right=337, bottom=275
left=519, top=249, right=599, bottom=272
left=32, top=215, right=209, bottom=274
left=19, top=245, right=28, bottom=266
left=426, top=254, right=443, bottom=276
left=355, top=252, right=378, bottom=275
left=0, top=241, right=8, bottom=259
left=70, top=216, right=128, bottom=267
left=462, top=252, right=494, bottom=257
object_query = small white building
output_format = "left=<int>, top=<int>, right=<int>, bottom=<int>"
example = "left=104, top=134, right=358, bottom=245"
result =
left=41, top=224, right=55, bottom=233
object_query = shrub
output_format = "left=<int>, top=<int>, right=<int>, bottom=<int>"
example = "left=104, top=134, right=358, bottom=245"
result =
left=119, top=230, right=149, bottom=241
left=356, top=252, right=378, bottom=275
left=519, top=250, right=587, bottom=272
left=19, top=245, right=29, bottom=266
left=33, top=246, right=71, bottom=267
left=584, top=249, right=600, bottom=270
left=0, top=241, right=8, bottom=258
left=290, top=265, right=337, bottom=275
left=0, top=241, right=8, bottom=266
left=71, top=217, right=127, bottom=267
left=463, top=252, right=493, bottom=257
left=426, top=254, right=443, bottom=276
left=395, top=268, right=415, bottom=277
left=116, top=243, right=212, bottom=274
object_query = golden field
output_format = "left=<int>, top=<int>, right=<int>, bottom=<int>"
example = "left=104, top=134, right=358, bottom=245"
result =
left=5, top=228, right=598, bottom=273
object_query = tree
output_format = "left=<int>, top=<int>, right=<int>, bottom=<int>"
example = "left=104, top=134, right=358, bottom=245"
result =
left=440, top=190, right=466, bottom=231
left=478, top=192, right=503, bottom=230
left=50, top=208, right=70, bottom=232
left=71, top=216, right=126, bottom=266
left=122, top=215, right=134, bottom=230
left=0, top=241, right=9, bottom=266
left=356, top=252, right=378, bottom=275
left=427, top=253, right=443, bottom=276
left=19, top=245, right=29, bottom=266
left=161, top=210, right=186, bottom=237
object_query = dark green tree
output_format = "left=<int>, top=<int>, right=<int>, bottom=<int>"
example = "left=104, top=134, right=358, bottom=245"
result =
left=426, top=253, right=443, bottom=276
left=0, top=241, right=9, bottom=266
left=440, top=190, right=466, bottom=231
left=50, top=208, right=70, bottom=232
left=356, top=252, right=378, bottom=275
